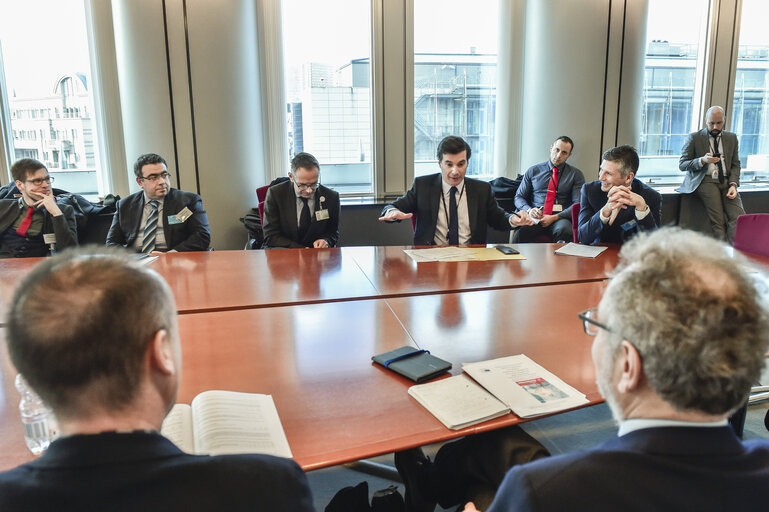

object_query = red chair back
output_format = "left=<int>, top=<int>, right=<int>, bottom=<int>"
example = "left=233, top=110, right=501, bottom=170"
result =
left=734, top=214, right=769, bottom=257
left=258, top=201, right=265, bottom=225
left=571, top=202, right=580, bottom=243
left=256, top=185, right=270, bottom=203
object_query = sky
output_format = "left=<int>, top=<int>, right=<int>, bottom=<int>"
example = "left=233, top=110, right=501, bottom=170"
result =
left=0, top=0, right=90, bottom=98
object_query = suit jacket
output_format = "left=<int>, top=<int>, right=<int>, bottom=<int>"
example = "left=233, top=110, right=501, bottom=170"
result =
left=488, top=427, right=769, bottom=512
left=514, top=162, right=585, bottom=219
left=578, top=179, right=661, bottom=245
left=382, top=174, right=512, bottom=245
left=262, top=181, right=340, bottom=248
left=106, top=188, right=210, bottom=252
left=0, top=431, right=314, bottom=512
left=0, top=199, right=78, bottom=255
left=678, top=128, right=740, bottom=193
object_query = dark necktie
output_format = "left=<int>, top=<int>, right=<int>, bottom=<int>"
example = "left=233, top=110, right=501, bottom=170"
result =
left=16, top=207, right=34, bottom=237
left=448, top=186, right=459, bottom=245
left=543, top=167, right=558, bottom=215
left=711, top=134, right=725, bottom=184
left=141, top=200, right=159, bottom=253
left=298, top=197, right=311, bottom=240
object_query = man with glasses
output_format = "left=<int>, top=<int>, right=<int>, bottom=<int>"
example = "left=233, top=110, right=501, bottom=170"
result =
left=467, top=227, right=769, bottom=511
left=107, top=153, right=210, bottom=252
left=262, top=152, right=340, bottom=249
left=679, top=106, right=745, bottom=244
left=399, top=227, right=769, bottom=512
left=0, top=158, right=77, bottom=257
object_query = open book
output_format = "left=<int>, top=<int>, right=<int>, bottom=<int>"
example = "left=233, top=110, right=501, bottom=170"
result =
left=160, top=390, right=293, bottom=458
left=408, top=355, right=589, bottom=430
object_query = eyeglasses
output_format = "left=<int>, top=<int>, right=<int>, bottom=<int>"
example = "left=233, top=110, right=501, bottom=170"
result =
left=577, top=308, right=612, bottom=336
left=139, top=172, right=171, bottom=183
left=25, top=176, right=53, bottom=186
left=295, top=182, right=318, bottom=191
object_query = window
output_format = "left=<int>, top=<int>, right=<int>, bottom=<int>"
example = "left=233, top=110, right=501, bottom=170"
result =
left=413, top=0, right=499, bottom=180
left=638, top=0, right=709, bottom=185
left=281, top=0, right=374, bottom=194
left=0, top=0, right=102, bottom=195
left=730, top=0, right=769, bottom=185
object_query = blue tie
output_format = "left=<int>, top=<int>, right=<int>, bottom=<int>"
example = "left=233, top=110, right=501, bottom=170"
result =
left=141, top=200, right=159, bottom=253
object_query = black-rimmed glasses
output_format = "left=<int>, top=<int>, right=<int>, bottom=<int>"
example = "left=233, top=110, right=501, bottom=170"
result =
left=578, top=308, right=611, bottom=336
left=25, top=176, right=54, bottom=186
left=139, top=172, right=171, bottom=182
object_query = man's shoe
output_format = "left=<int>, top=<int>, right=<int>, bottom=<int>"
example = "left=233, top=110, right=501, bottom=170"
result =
left=394, top=448, right=436, bottom=512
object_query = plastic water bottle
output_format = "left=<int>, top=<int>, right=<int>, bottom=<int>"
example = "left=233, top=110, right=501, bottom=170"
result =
left=15, top=374, right=59, bottom=454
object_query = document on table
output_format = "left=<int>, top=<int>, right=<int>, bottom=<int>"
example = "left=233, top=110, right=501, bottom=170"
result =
left=408, top=375, right=509, bottom=430
left=463, top=355, right=588, bottom=418
left=404, top=247, right=526, bottom=262
left=554, top=243, right=608, bottom=258
left=408, top=355, right=589, bottom=428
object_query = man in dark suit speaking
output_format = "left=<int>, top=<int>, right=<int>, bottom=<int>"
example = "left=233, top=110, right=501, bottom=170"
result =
left=379, top=136, right=532, bottom=245
left=263, top=152, right=340, bottom=249
left=469, top=228, right=769, bottom=511
left=107, top=153, right=210, bottom=252
left=0, top=249, right=314, bottom=511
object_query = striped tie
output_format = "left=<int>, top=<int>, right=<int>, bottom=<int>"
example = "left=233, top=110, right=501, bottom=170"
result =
left=141, top=200, right=159, bottom=253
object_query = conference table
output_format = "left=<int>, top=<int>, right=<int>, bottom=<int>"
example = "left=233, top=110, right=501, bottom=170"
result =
left=0, top=244, right=616, bottom=472
left=0, top=243, right=618, bottom=317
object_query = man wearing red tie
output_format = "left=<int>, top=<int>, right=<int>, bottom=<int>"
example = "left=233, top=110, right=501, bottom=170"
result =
left=0, top=158, right=77, bottom=258
left=513, top=136, right=585, bottom=243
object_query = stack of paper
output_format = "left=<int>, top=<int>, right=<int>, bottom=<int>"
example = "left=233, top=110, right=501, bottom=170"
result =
left=408, top=355, right=589, bottom=429
left=554, top=243, right=607, bottom=258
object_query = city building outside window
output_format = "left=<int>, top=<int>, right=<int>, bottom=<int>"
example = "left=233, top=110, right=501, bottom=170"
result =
left=638, top=0, right=709, bottom=186
left=730, top=0, right=769, bottom=186
left=0, top=0, right=103, bottom=198
left=281, top=0, right=374, bottom=194
left=413, top=0, right=499, bottom=180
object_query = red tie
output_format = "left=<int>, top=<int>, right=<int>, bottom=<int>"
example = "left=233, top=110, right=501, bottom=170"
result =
left=16, top=207, right=34, bottom=237
left=542, top=167, right=558, bottom=215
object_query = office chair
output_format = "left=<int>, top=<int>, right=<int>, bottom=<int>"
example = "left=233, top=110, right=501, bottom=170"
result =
left=571, top=202, right=580, bottom=243
left=733, top=214, right=769, bottom=257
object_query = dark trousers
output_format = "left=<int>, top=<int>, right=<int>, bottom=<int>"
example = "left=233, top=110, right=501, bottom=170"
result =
left=421, top=426, right=550, bottom=510
left=513, top=218, right=573, bottom=243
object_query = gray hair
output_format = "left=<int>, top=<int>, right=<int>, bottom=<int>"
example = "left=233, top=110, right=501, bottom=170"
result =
left=599, top=227, right=769, bottom=415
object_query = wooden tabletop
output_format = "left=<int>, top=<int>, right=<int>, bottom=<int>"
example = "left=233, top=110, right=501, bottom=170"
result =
left=0, top=281, right=606, bottom=472
left=0, top=245, right=618, bottom=321
left=346, top=243, right=619, bottom=297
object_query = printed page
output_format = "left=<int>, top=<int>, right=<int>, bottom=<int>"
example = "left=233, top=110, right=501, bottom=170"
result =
left=463, top=355, right=588, bottom=418
left=160, top=403, right=195, bottom=453
left=554, top=243, right=608, bottom=258
left=404, top=247, right=479, bottom=262
left=408, top=375, right=510, bottom=430
left=191, top=390, right=293, bottom=458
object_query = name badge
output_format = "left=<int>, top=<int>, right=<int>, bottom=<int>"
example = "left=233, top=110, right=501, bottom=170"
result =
left=711, top=169, right=720, bottom=180
left=43, top=233, right=57, bottom=244
left=315, top=209, right=330, bottom=221
left=175, top=207, right=193, bottom=222
left=620, top=219, right=638, bottom=232
left=552, top=204, right=563, bottom=213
